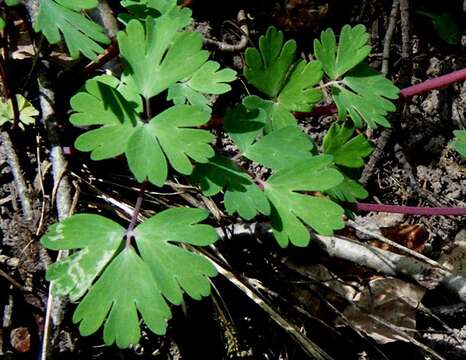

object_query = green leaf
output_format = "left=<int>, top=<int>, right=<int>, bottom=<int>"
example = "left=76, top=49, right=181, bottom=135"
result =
left=0, top=18, right=5, bottom=31
left=264, top=156, right=345, bottom=247
left=191, top=154, right=270, bottom=220
left=134, top=208, right=218, bottom=304
left=326, top=176, right=368, bottom=203
left=0, top=95, right=39, bottom=128
left=167, top=61, right=236, bottom=110
left=71, top=75, right=214, bottom=186
left=244, top=26, right=297, bottom=98
left=244, top=126, right=314, bottom=170
left=167, top=83, right=211, bottom=111
left=323, top=123, right=373, bottom=168
left=243, top=95, right=296, bottom=132
left=451, top=130, right=466, bottom=157
left=149, top=105, right=214, bottom=173
left=314, top=24, right=371, bottom=80
left=332, top=64, right=399, bottom=128
left=41, top=208, right=218, bottom=348
left=188, top=61, right=237, bottom=94
left=5, top=0, right=21, bottom=5
left=41, top=214, right=125, bottom=301
left=223, top=103, right=267, bottom=153
left=117, top=15, right=207, bottom=99
left=34, top=0, right=110, bottom=60
left=73, top=248, right=171, bottom=348
left=70, top=75, right=142, bottom=160
left=417, top=10, right=460, bottom=45
left=277, top=60, right=323, bottom=112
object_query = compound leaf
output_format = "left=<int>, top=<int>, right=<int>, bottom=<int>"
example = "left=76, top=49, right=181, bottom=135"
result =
left=41, top=214, right=125, bottom=302
left=244, top=26, right=297, bottom=98
left=244, top=126, right=314, bottom=171
left=191, top=154, right=270, bottom=220
left=0, top=95, right=39, bottom=128
left=264, top=156, right=345, bottom=247
left=332, top=64, right=399, bottom=128
left=134, top=208, right=218, bottom=304
left=34, top=0, right=110, bottom=60
left=323, top=123, right=373, bottom=168
left=144, top=105, right=215, bottom=177
left=277, top=60, right=323, bottom=112
left=70, top=75, right=142, bottom=160
left=73, top=248, right=171, bottom=348
left=314, top=24, right=371, bottom=80
left=118, top=15, right=208, bottom=99
left=41, top=208, right=218, bottom=348
left=167, top=61, right=236, bottom=110
left=451, top=130, right=466, bottom=157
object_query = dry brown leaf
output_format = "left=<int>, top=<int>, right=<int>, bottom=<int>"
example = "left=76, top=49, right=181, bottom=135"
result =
left=338, top=278, right=425, bottom=344
left=10, top=327, right=31, bottom=353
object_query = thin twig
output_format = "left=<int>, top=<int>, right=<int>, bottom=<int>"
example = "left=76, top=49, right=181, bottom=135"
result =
left=204, top=10, right=249, bottom=52
left=381, top=0, right=400, bottom=75
left=0, top=132, right=34, bottom=220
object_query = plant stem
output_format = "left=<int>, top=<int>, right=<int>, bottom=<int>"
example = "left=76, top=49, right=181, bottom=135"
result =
left=400, top=68, right=466, bottom=99
left=354, top=202, right=466, bottom=216
left=144, top=97, right=152, bottom=121
left=125, top=181, right=147, bottom=248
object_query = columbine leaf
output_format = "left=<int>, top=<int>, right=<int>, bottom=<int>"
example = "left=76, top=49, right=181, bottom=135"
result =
left=167, top=83, right=211, bottom=111
left=277, top=60, right=323, bottom=112
left=451, top=130, right=466, bottom=157
left=187, top=61, right=237, bottom=95
left=134, top=208, right=218, bottom=304
left=224, top=104, right=267, bottom=153
left=243, top=95, right=296, bottom=132
left=332, top=64, right=400, bottom=128
left=314, top=24, right=371, bottom=80
left=0, top=18, right=5, bottom=31
left=0, top=95, right=39, bottom=128
left=34, top=0, right=110, bottom=60
left=417, top=10, right=460, bottom=45
left=326, top=176, right=368, bottom=203
left=42, top=208, right=218, bottom=348
left=167, top=61, right=236, bottom=110
left=41, top=214, right=125, bottom=301
left=244, top=126, right=315, bottom=171
left=244, top=26, right=297, bottom=98
left=244, top=27, right=323, bottom=131
left=127, top=105, right=214, bottom=185
left=73, top=248, right=171, bottom=348
left=117, top=14, right=207, bottom=99
left=264, top=156, right=345, bottom=247
left=70, top=75, right=142, bottom=160
left=191, top=154, right=270, bottom=220
left=323, top=123, right=373, bottom=168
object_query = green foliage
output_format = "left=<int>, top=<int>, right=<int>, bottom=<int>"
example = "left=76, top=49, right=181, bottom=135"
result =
left=34, top=0, right=110, bottom=59
left=314, top=25, right=399, bottom=128
left=244, top=26, right=323, bottom=131
left=41, top=208, right=218, bottom=348
left=0, top=95, right=39, bottom=128
left=264, top=156, right=345, bottom=247
left=70, top=75, right=215, bottom=186
left=192, top=154, right=270, bottom=220
left=314, top=24, right=371, bottom=80
left=0, top=18, right=4, bottom=31
left=451, top=130, right=466, bottom=157
left=323, top=123, right=373, bottom=168
left=326, top=176, right=368, bottom=203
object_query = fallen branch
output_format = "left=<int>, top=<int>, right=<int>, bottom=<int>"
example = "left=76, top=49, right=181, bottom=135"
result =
left=216, top=223, right=466, bottom=303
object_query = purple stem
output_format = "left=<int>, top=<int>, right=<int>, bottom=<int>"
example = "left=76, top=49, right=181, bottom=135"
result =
left=124, top=181, right=147, bottom=248
left=400, top=68, right=466, bottom=100
left=354, top=202, right=466, bottom=216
